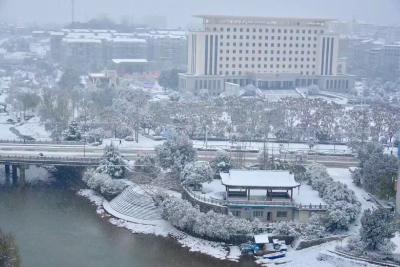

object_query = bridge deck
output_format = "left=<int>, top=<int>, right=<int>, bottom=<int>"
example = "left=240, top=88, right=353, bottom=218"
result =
left=0, top=155, right=102, bottom=166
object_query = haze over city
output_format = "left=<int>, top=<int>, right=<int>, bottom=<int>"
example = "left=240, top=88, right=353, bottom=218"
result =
left=1, top=0, right=400, bottom=266
left=0, top=0, right=400, bottom=27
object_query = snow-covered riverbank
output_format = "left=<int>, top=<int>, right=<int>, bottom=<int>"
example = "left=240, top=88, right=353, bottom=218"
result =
left=77, top=189, right=241, bottom=262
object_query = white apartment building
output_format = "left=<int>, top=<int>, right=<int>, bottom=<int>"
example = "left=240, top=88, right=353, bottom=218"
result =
left=179, top=15, right=355, bottom=94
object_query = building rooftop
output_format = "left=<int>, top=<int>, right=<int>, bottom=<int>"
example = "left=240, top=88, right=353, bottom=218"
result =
left=63, top=38, right=102, bottom=44
left=195, top=15, right=332, bottom=25
left=112, top=58, right=148, bottom=64
left=220, top=170, right=300, bottom=189
left=112, top=38, right=147, bottom=43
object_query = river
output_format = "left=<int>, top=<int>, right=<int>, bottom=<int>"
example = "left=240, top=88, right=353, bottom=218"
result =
left=0, top=173, right=257, bottom=267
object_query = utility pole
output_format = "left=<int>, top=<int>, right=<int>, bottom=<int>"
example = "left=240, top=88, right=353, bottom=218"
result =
left=71, top=0, right=75, bottom=25
left=396, top=143, right=400, bottom=218
left=83, top=97, right=87, bottom=158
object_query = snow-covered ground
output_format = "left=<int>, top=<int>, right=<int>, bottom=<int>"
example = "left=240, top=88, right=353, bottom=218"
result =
left=193, top=140, right=350, bottom=155
left=392, top=232, right=400, bottom=255
left=293, top=183, right=326, bottom=206
left=102, top=136, right=162, bottom=150
left=102, top=135, right=351, bottom=156
left=14, top=116, right=51, bottom=141
left=0, top=113, right=19, bottom=139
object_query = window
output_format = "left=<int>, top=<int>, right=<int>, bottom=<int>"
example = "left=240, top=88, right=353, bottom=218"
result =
left=253, top=210, right=264, bottom=217
left=232, top=210, right=241, bottom=217
left=277, top=211, right=287, bottom=218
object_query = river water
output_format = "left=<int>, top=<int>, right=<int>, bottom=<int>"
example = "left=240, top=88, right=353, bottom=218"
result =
left=0, top=174, right=257, bottom=267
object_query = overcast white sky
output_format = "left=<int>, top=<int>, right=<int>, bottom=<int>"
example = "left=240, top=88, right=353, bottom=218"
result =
left=0, top=0, right=399, bottom=27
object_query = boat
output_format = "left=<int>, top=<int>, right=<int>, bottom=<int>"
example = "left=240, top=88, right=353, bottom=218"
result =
left=263, top=251, right=286, bottom=260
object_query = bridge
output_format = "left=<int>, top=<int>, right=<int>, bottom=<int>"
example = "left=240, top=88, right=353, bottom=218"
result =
left=0, top=140, right=359, bottom=184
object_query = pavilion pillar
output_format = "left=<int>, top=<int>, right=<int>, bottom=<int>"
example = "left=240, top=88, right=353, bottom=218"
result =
left=290, top=189, right=293, bottom=200
left=247, top=188, right=250, bottom=200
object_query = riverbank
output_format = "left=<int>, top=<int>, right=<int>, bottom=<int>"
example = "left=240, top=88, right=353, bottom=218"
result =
left=0, top=183, right=256, bottom=267
left=78, top=189, right=242, bottom=262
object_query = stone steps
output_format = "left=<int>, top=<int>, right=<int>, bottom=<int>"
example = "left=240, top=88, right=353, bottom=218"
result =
left=108, top=186, right=162, bottom=222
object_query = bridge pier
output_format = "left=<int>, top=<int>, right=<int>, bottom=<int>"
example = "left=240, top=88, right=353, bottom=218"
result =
left=19, top=165, right=26, bottom=186
left=4, top=164, right=10, bottom=182
left=11, top=165, right=18, bottom=184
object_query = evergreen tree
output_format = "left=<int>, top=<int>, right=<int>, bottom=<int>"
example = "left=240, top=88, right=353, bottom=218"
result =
left=210, top=151, right=233, bottom=174
left=62, top=121, right=82, bottom=141
left=155, top=131, right=197, bottom=174
left=181, top=161, right=213, bottom=190
left=360, top=208, right=396, bottom=251
left=96, top=144, right=126, bottom=179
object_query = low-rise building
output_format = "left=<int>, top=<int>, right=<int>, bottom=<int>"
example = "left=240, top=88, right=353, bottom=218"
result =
left=184, top=169, right=327, bottom=223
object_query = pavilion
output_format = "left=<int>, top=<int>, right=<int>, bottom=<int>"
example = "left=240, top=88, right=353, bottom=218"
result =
left=220, top=170, right=300, bottom=202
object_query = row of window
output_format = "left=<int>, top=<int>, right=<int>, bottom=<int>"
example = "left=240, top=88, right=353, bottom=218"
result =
left=212, top=27, right=324, bottom=35
left=221, top=49, right=317, bottom=55
left=220, top=35, right=318, bottom=41
left=231, top=210, right=288, bottom=218
left=219, top=70, right=316, bottom=76
left=220, top=63, right=316, bottom=68
left=220, top=56, right=316, bottom=61
left=194, top=79, right=222, bottom=91
left=221, top=42, right=318, bottom=48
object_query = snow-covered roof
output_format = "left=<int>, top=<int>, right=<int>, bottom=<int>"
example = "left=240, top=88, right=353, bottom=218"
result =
left=112, top=58, right=148, bottom=64
left=63, top=38, right=102, bottom=44
left=112, top=38, right=146, bottom=43
left=221, top=170, right=300, bottom=189
left=254, top=233, right=269, bottom=244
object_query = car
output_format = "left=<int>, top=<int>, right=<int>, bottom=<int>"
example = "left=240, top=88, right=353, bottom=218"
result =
left=124, top=136, right=135, bottom=142
left=38, top=153, right=44, bottom=157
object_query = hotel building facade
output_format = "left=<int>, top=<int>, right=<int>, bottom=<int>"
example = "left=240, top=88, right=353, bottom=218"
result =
left=179, top=15, right=354, bottom=95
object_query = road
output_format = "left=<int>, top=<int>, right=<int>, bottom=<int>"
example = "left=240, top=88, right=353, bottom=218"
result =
left=0, top=142, right=359, bottom=168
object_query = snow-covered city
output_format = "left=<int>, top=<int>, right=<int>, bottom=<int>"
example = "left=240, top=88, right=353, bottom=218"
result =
left=0, top=1, right=400, bottom=267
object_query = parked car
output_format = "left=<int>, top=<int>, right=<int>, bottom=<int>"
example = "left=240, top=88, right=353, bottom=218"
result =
left=124, top=136, right=135, bottom=142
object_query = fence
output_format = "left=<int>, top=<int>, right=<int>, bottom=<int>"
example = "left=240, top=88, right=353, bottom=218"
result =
left=183, top=186, right=328, bottom=211
left=0, top=139, right=84, bottom=145
left=0, top=154, right=101, bottom=165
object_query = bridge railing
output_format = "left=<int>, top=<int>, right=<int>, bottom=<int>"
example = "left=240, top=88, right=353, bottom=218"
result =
left=0, top=139, right=84, bottom=145
left=183, top=186, right=328, bottom=211
left=0, top=154, right=101, bottom=163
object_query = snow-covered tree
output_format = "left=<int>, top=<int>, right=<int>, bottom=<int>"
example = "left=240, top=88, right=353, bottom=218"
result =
left=134, top=155, right=160, bottom=178
left=360, top=208, right=396, bottom=251
left=301, top=214, right=327, bottom=240
left=96, top=144, right=126, bottom=179
left=99, top=178, right=128, bottom=198
left=353, top=144, right=398, bottom=198
left=155, top=131, right=197, bottom=174
left=83, top=170, right=128, bottom=198
left=210, top=150, right=233, bottom=174
left=303, top=163, right=361, bottom=231
left=62, top=120, right=82, bottom=141
left=180, top=161, right=213, bottom=190
left=0, top=229, right=20, bottom=267
left=160, top=196, right=253, bottom=242
left=273, top=221, right=302, bottom=238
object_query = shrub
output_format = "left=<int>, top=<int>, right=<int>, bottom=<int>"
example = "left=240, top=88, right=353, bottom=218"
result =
left=160, top=196, right=253, bottom=242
